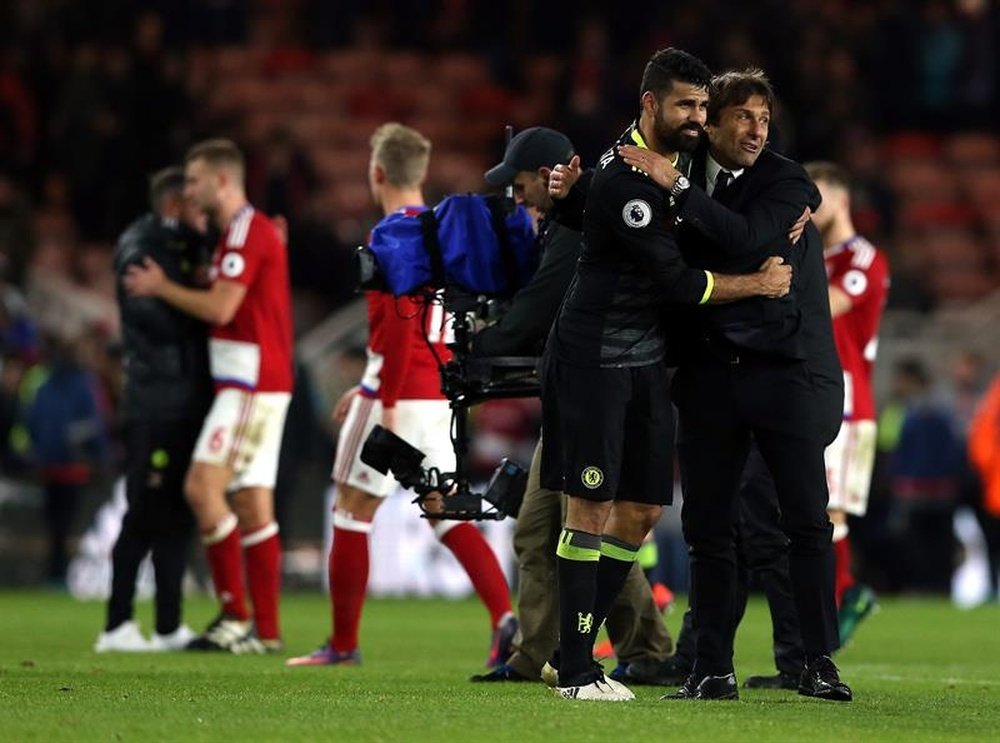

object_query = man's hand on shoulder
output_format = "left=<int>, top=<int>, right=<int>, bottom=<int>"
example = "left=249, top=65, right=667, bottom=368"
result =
left=787, top=207, right=811, bottom=245
left=755, top=256, right=792, bottom=298
left=617, top=145, right=680, bottom=190
left=124, top=257, right=167, bottom=297
left=548, top=155, right=581, bottom=200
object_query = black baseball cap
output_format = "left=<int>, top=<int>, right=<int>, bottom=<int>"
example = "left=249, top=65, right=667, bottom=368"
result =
left=484, top=127, right=575, bottom=186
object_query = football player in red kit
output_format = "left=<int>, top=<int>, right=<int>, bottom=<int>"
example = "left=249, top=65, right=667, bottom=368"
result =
left=807, top=161, right=890, bottom=644
left=287, top=123, right=516, bottom=667
left=125, top=139, right=293, bottom=653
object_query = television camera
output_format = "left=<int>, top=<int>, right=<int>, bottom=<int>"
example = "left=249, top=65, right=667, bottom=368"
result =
left=354, top=146, right=541, bottom=521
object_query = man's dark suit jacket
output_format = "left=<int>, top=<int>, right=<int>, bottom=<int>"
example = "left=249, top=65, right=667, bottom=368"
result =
left=676, top=147, right=839, bottom=365
left=673, top=144, right=844, bottom=439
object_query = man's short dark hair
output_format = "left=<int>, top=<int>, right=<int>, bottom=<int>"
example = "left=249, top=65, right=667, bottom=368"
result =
left=707, top=68, right=776, bottom=125
left=639, top=48, right=712, bottom=108
left=804, top=161, right=851, bottom=191
left=149, top=166, right=185, bottom=212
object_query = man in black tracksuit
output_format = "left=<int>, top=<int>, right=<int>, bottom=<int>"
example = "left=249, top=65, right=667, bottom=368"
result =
left=96, top=167, right=213, bottom=651
left=540, top=49, right=793, bottom=701
left=620, top=68, right=852, bottom=702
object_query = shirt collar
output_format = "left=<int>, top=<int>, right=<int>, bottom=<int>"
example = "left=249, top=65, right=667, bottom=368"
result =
left=705, top=152, right=744, bottom=196
left=629, top=124, right=679, bottom=166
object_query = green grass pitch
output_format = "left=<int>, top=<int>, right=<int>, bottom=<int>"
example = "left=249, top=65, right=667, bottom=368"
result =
left=1, top=591, right=998, bottom=742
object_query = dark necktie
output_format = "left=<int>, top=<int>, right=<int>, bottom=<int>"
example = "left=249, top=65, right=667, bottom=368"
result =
left=714, top=170, right=733, bottom=198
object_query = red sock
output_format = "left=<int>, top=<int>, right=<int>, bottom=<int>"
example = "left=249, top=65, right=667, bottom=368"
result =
left=242, top=523, right=282, bottom=641
left=330, top=511, right=372, bottom=653
left=834, top=535, right=855, bottom=607
left=438, top=522, right=512, bottom=627
left=203, top=515, right=249, bottom=621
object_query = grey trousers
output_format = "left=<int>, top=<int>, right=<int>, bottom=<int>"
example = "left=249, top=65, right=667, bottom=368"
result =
left=505, top=439, right=674, bottom=679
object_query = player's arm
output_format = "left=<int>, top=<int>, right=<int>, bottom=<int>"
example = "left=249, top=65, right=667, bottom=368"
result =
left=124, top=256, right=246, bottom=326
left=608, top=175, right=791, bottom=303
left=829, top=285, right=853, bottom=318
left=618, top=145, right=815, bottom=257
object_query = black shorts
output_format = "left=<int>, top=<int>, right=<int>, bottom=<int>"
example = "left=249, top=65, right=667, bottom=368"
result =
left=123, top=419, right=201, bottom=535
left=539, top=356, right=675, bottom=504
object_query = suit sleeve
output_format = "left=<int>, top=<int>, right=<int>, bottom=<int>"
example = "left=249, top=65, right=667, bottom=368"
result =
left=604, top=173, right=710, bottom=305
left=471, top=223, right=580, bottom=356
left=677, top=164, right=819, bottom=260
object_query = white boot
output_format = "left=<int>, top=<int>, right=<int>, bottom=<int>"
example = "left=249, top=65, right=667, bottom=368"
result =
left=94, top=620, right=151, bottom=652
left=149, top=624, right=196, bottom=652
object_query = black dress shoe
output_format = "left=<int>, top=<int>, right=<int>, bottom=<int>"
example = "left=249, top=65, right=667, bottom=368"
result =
left=661, top=672, right=738, bottom=700
left=798, top=655, right=852, bottom=702
left=625, top=656, right=691, bottom=686
left=743, top=671, right=801, bottom=690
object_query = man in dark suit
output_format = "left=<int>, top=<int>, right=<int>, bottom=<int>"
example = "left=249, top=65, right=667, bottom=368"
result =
left=619, top=68, right=852, bottom=702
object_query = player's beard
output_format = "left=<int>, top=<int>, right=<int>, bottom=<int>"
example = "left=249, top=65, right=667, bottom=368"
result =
left=656, top=115, right=705, bottom=154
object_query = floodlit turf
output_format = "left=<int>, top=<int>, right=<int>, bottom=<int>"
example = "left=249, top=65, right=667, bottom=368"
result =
left=1, top=591, right=998, bottom=742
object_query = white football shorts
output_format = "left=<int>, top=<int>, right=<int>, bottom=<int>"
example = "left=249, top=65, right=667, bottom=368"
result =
left=824, top=419, right=877, bottom=516
left=333, top=395, right=454, bottom=498
left=193, top=388, right=291, bottom=491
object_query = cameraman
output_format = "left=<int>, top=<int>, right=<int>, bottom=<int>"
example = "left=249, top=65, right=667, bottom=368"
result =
left=469, top=128, right=681, bottom=685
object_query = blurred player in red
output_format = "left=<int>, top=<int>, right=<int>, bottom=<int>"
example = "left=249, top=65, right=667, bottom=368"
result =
left=287, top=123, right=515, bottom=667
left=806, top=161, right=890, bottom=644
left=125, top=139, right=293, bottom=653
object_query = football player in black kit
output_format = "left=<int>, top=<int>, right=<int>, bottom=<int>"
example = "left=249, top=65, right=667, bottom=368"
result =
left=539, top=48, right=792, bottom=701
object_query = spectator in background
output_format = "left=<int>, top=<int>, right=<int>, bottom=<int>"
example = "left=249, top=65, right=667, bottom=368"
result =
left=947, top=351, right=1000, bottom=599
left=23, top=333, right=109, bottom=586
left=245, top=126, right=319, bottom=226
left=890, top=358, right=963, bottom=594
left=969, top=370, right=1000, bottom=598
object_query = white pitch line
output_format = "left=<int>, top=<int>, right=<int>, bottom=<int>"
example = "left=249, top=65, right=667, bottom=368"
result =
left=857, top=673, right=1000, bottom=687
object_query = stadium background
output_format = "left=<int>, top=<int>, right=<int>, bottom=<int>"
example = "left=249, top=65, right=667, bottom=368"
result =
left=0, top=0, right=996, bottom=603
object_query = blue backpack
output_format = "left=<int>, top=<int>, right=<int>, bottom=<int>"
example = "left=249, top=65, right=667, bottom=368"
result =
left=364, top=194, right=538, bottom=298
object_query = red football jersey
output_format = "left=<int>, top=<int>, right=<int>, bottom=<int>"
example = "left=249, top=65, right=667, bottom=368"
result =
left=360, top=291, right=453, bottom=406
left=209, top=206, right=294, bottom=393
left=825, top=235, right=890, bottom=421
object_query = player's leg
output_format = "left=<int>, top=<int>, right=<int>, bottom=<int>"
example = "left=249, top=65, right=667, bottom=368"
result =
left=546, top=362, right=633, bottom=700
left=184, top=390, right=247, bottom=649
left=407, top=399, right=515, bottom=666
left=593, top=364, right=673, bottom=644
left=229, top=392, right=291, bottom=651
left=288, top=393, right=384, bottom=666
left=828, top=420, right=879, bottom=645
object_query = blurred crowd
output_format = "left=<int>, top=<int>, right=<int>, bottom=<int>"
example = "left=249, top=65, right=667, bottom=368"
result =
left=0, top=0, right=997, bottom=595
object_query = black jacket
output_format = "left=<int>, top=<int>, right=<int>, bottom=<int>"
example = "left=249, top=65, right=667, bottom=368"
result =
left=675, top=146, right=833, bottom=369
left=551, top=125, right=710, bottom=368
left=471, top=217, right=581, bottom=357
left=115, top=214, right=213, bottom=423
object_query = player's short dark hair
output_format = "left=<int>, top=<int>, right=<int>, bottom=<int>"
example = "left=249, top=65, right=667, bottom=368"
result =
left=185, top=138, right=246, bottom=179
left=707, top=68, right=776, bottom=125
left=804, top=161, right=851, bottom=191
left=639, top=48, right=712, bottom=108
left=148, top=166, right=185, bottom=212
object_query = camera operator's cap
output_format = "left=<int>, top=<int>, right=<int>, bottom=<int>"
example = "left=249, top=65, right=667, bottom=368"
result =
left=484, top=127, right=575, bottom=186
